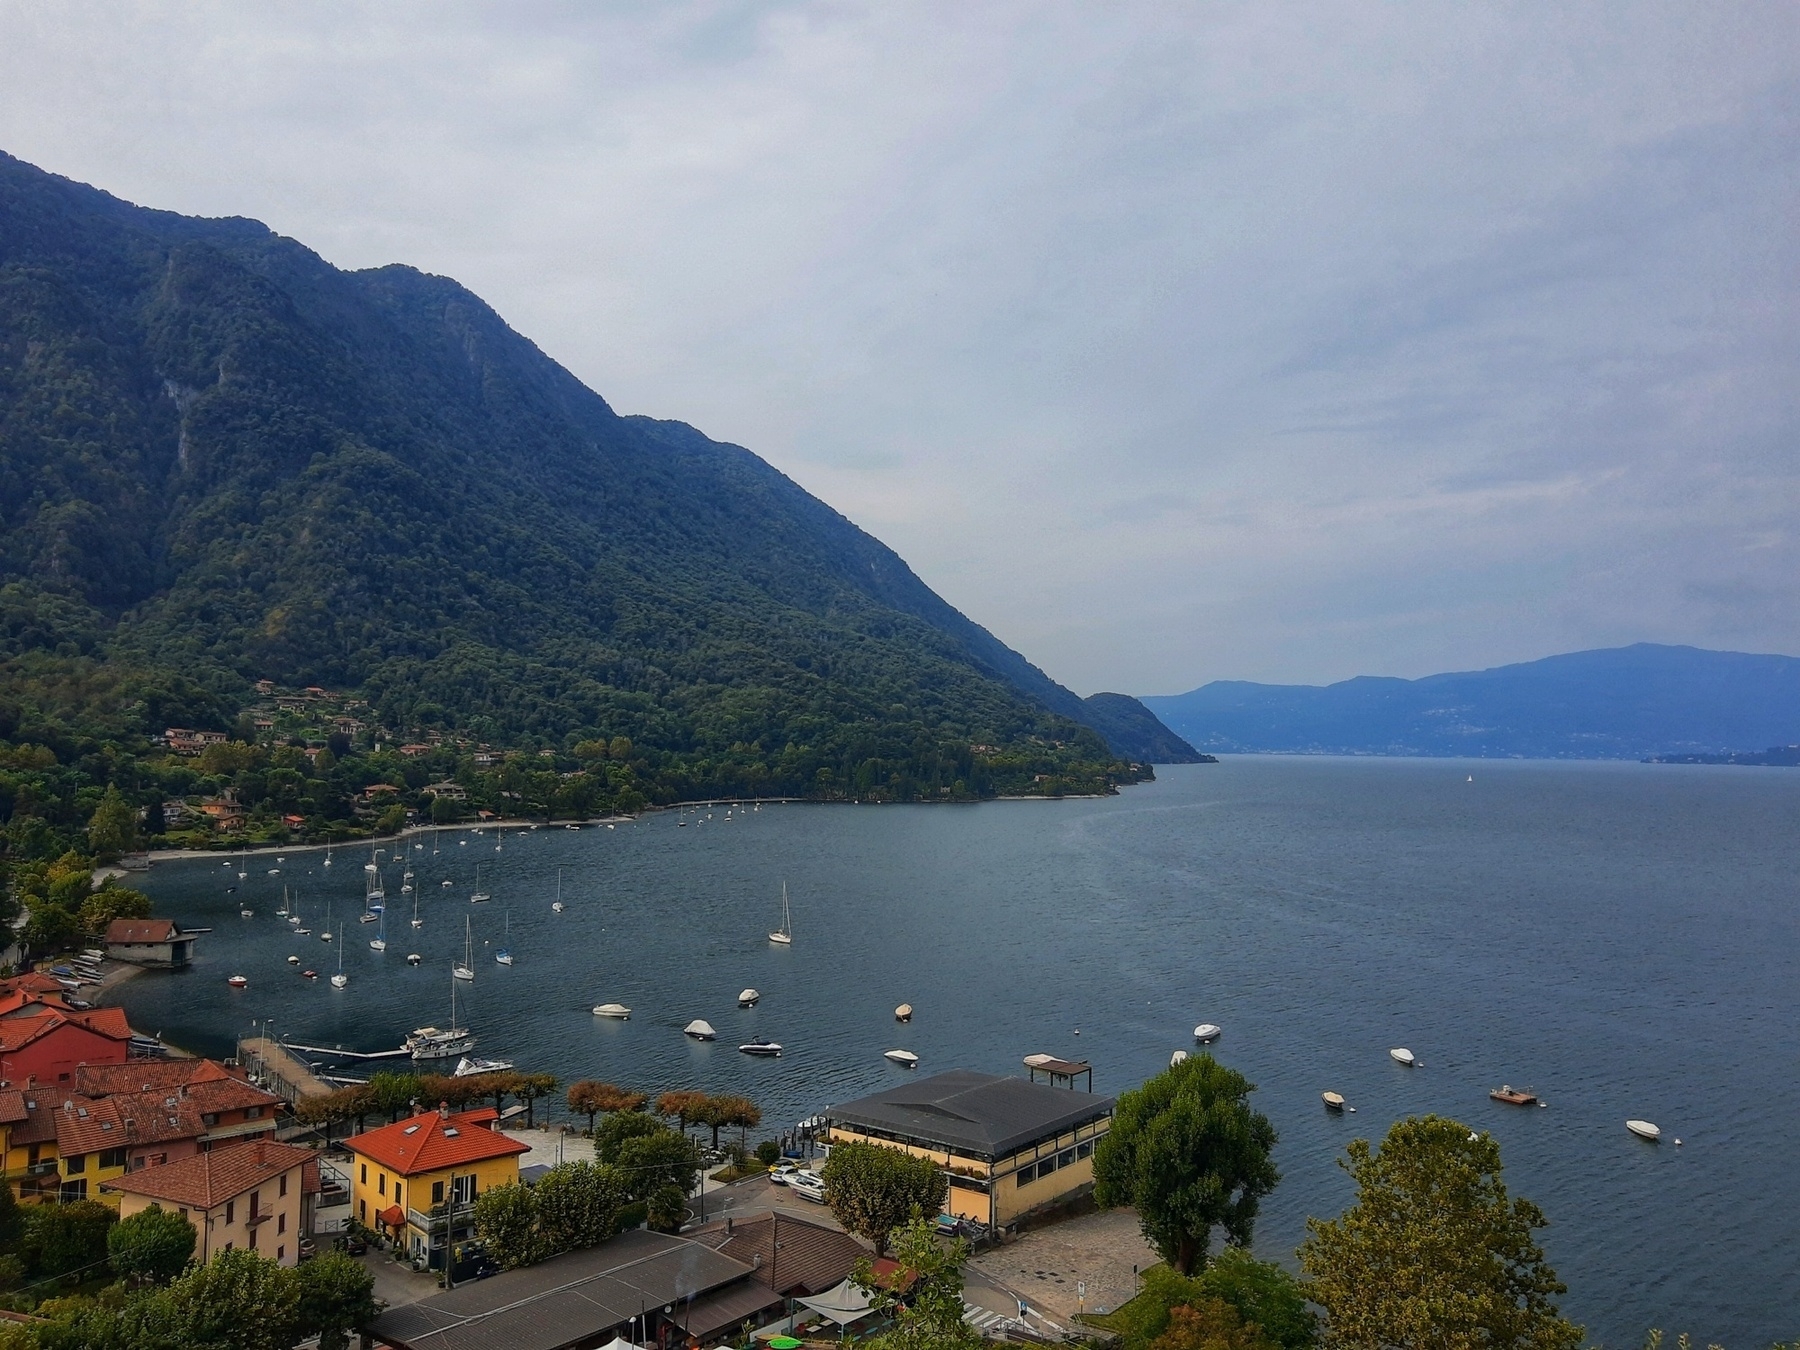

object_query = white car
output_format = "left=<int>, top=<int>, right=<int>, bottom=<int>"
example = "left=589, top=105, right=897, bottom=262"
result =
left=767, top=1163, right=801, bottom=1186
left=788, top=1171, right=827, bottom=1203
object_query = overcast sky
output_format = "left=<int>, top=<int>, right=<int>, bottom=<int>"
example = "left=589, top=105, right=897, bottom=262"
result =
left=2, top=3, right=1796, bottom=694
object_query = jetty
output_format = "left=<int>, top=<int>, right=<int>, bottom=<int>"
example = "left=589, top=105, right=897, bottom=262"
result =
left=238, top=1036, right=335, bottom=1105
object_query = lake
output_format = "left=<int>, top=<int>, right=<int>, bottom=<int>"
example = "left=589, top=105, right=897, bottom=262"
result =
left=116, top=758, right=1800, bottom=1346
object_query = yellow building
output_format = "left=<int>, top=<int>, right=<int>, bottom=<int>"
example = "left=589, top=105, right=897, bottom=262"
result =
left=103, top=1139, right=318, bottom=1266
left=344, top=1105, right=528, bottom=1271
left=826, top=1069, right=1114, bottom=1232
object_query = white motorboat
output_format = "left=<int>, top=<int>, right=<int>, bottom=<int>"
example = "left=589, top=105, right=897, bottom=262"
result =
left=454, top=1055, right=513, bottom=1077
left=684, top=1019, right=717, bottom=1040
left=738, top=1039, right=782, bottom=1057
left=1626, top=1119, right=1662, bottom=1142
left=240, top=908, right=254, bottom=918
left=1322, top=1091, right=1347, bottom=1111
left=1390, top=1048, right=1419, bottom=1067
left=1170, top=1050, right=1189, bottom=1066
left=894, top=1003, right=913, bottom=1022
left=738, top=988, right=760, bottom=1007
left=769, top=882, right=793, bottom=945
left=884, top=1049, right=919, bottom=1068
left=287, top=955, right=300, bottom=965
left=1193, top=1023, right=1221, bottom=1043
left=227, top=974, right=248, bottom=989
left=592, top=1003, right=632, bottom=1019
left=406, top=952, right=421, bottom=964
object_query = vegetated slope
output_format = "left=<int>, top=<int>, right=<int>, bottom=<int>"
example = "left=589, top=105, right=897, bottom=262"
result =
left=1079, top=693, right=1206, bottom=763
left=0, top=149, right=1178, bottom=808
left=1142, top=645, right=1800, bottom=759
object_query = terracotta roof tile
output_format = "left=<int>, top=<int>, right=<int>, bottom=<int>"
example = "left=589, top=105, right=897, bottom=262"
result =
left=105, top=919, right=180, bottom=944
left=346, top=1108, right=529, bottom=1176
left=0, top=1090, right=26, bottom=1125
left=73, top=1059, right=239, bottom=1098
left=103, top=1139, right=317, bottom=1210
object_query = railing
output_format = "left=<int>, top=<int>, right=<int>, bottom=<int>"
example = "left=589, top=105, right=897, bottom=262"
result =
left=405, top=1201, right=475, bottom=1231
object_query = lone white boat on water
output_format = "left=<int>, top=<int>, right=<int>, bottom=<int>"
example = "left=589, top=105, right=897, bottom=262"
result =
left=884, top=1049, right=919, bottom=1067
left=684, top=1019, right=717, bottom=1040
left=738, top=989, right=760, bottom=1007
left=1627, top=1119, right=1662, bottom=1141
left=769, top=882, right=793, bottom=945
left=453, top=917, right=475, bottom=982
left=894, top=1003, right=913, bottom=1023
left=1390, top=1048, right=1419, bottom=1066
left=227, top=974, right=248, bottom=989
left=1193, top=1024, right=1221, bottom=1043
left=1322, top=1091, right=1354, bottom=1112
left=738, top=1039, right=782, bottom=1057
left=592, top=1003, right=632, bottom=1019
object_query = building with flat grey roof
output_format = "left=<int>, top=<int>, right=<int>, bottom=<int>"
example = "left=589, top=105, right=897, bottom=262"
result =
left=826, top=1069, right=1114, bottom=1231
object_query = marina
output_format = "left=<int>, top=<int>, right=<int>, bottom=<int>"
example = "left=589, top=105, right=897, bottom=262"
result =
left=109, top=759, right=1800, bottom=1345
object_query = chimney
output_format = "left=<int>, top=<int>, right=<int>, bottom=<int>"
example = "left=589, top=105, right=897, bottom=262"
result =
left=439, top=1101, right=450, bottom=1120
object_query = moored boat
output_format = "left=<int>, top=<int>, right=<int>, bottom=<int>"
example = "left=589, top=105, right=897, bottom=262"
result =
left=738, top=1038, right=782, bottom=1057
left=894, top=1003, right=913, bottom=1022
left=884, top=1048, right=919, bottom=1068
left=1490, top=1085, right=1539, bottom=1106
left=454, top=1055, right=513, bottom=1077
left=1390, top=1047, right=1418, bottom=1067
left=592, top=1003, right=632, bottom=1019
left=738, top=988, right=760, bottom=1007
left=227, top=974, right=248, bottom=989
left=1626, top=1119, right=1661, bottom=1142
left=684, top=1019, right=717, bottom=1040
left=1193, top=1023, right=1221, bottom=1043
left=1322, top=1091, right=1347, bottom=1111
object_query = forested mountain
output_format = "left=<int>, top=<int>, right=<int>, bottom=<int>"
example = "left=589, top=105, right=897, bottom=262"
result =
left=1143, top=644, right=1800, bottom=759
left=0, top=150, right=1190, bottom=856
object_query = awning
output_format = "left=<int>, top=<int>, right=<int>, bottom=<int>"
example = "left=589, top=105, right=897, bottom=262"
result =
left=797, top=1278, right=877, bottom=1327
left=378, top=1205, right=405, bottom=1227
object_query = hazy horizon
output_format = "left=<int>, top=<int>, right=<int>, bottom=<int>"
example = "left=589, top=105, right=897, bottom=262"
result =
left=3, top=4, right=1795, bottom=696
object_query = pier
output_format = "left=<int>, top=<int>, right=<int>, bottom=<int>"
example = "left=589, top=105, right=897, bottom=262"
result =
left=238, top=1036, right=335, bottom=1105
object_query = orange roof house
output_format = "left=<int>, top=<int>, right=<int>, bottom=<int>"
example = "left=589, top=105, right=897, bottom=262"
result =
left=0, top=1005, right=134, bottom=1087
left=344, top=1106, right=527, bottom=1265
left=105, top=1139, right=319, bottom=1266
left=104, top=919, right=195, bottom=968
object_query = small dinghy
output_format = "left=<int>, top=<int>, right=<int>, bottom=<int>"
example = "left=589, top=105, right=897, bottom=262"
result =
left=227, top=975, right=248, bottom=989
left=1390, top=1047, right=1419, bottom=1067
left=240, top=908, right=254, bottom=918
left=1322, top=1091, right=1348, bottom=1112
left=738, top=989, right=761, bottom=1007
left=301, top=969, right=317, bottom=980
left=1626, top=1119, right=1662, bottom=1142
left=894, top=1003, right=913, bottom=1023
left=592, top=1003, right=632, bottom=1019
left=406, top=953, right=422, bottom=965
left=884, top=1048, right=919, bottom=1068
left=684, top=1019, right=717, bottom=1040
left=739, top=1038, right=782, bottom=1057
left=1193, top=1023, right=1221, bottom=1043
left=287, top=955, right=300, bottom=965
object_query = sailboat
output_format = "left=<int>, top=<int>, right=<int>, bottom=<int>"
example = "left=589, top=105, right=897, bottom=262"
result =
left=495, top=910, right=513, bottom=965
left=410, top=888, right=422, bottom=929
left=401, top=868, right=413, bottom=894
left=276, top=887, right=290, bottom=919
left=323, top=841, right=333, bottom=868
left=769, top=882, right=793, bottom=945
left=551, top=866, right=565, bottom=913
left=470, top=862, right=490, bottom=904
left=494, top=826, right=503, bottom=852
left=360, top=868, right=381, bottom=923
left=453, top=918, right=475, bottom=981
left=237, top=848, right=247, bottom=880
left=407, top=970, right=476, bottom=1060
left=369, top=907, right=387, bottom=952
left=330, top=936, right=348, bottom=988
left=320, top=901, right=333, bottom=943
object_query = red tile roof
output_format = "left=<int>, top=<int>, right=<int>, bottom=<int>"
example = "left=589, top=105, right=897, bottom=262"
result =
left=0, top=1090, right=26, bottom=1126
left=103, top=1139, right=317, bottom=1210
left=345, top=1108, right=528, bottom=1176
left=73, top=1059, right=241, bottom=1098
left=0, top=974, right=69, bottom=999
left=0, top=1006, right=133, bottom=1054
left=104, top=919, right=180, bottom=944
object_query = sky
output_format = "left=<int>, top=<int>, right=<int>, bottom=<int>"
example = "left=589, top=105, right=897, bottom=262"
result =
left=1, top=3, right=1796, bottom=695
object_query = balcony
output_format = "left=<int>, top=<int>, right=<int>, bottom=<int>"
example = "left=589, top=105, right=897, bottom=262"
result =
left=406, top=1201, right=476, bottom=1231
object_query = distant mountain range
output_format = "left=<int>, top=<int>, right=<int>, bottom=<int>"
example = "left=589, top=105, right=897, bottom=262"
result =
left=0, top=148, right=1197, bottom=815
left=1141, top=645, right=1800, bottom=760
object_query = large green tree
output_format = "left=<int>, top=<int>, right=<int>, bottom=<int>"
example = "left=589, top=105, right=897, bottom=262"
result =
left=472, top=1182, right=541, bottom=1269
left=535, top=1161, right=628, bottom=1255
left=822, top=1142, right=949, bottom=1255
left=160, top=1246, right=303, bottom=1350
left=1093, top=1055, right=1279, bottom=1275
left=1298, top=1116, right=1583, bottom=1350
left=853, top=1215, right=979, bottom=1350
left=292, top=1249, right=378, bottom=1350
left=107, top=1204, right=196, bottom=1286
left=86, top=785, right=139, bottom=857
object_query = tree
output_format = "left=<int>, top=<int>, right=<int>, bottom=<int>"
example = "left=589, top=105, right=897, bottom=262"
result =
left=1093, top=1055, right=1279, bottom=1275
left=24, top=1199, right=116, bottom=1279
left=473, top=1182, right=541, bottom=1269
left=161, top=1247, right=302, bottom=1350
left=694, top=1093, right=760, bottom=1150
left=654, top=1089, right=709, bottom=1136
left=645, top=1183, right=687, bottom=1232
left=292, top=1249, right=377, bottom=1350
left=615, top=1128, right=700, bottom=1201
left=78, top=886, right=152, bottom=938
left=24, top=903, right=81, bottom=956
left=0, top=1174, right=22, bottom=1250
left=596, top=1107, right=666, bottom=1162
left=566, top=1080, right=646, bottom=1134
left=1195, top=1249, right=1316, bottom=1350
left=1298, top=1116, right=1583, bottom=1350
left=1151, top=1299, right=1280, bottom=1350
left=108, top=1204, right=196, bottom=1286
left=515, top=1071, right=559, bottom=1127
left=535, top=1161, right=628, bottom=1255
left=87, top=786, right=139, bottom=857
left=822, top=1141, right=948, bottom=1255
left=854, top=1215, right=978, bottom=1350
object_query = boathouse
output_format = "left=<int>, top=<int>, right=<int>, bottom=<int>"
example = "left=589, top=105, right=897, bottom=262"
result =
left=103, top=919, right=195, bottom=969
left=826, top=1069, right=1114, bottom=1231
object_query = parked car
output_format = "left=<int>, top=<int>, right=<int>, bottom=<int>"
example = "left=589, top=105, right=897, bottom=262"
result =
left=336, top=1235, right=367, bottom=1256
left=768, top=1162, right=801, bottom=1186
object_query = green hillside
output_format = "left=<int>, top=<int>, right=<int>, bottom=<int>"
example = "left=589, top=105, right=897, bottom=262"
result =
left=0, top=151, right=1180, bottom=858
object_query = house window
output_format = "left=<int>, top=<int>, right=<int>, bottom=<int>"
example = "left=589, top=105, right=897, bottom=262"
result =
left=1076, top=1141, right=1093, bottom=1160
left=1017, top=1164, right=1036, bottom=1186
left=277, top=1213, right=286, bottom=1234
left=248, top=1223, right=258, bottom=1251
left=246, top=1106, right=263, bottom=1119
left=225, top=1200, right=235, bottom=1224
left=378, top=1174, right=386, bottom=1196
left=65, top=1154, right=86, bottom=1175
left=277, top=1245, right=284, bottom=1262
left=100, top=1148, right=127, bottom=1169
left=1037, top=1153, right=1058, bottom=1178
left=394, top=1183, right=402, bottom=1208
left=1058, top=1149, right=1075, bottom=1168
left=432, top=1180, right=444, bottom=1205
left=202, top=1114, right=218, bottom=1127
left=450, top=1174, right=475, bottom=1205
left=279, top=1174, right=288, bottom=1197
left=359, top=1200, right=366, bottom=1222
left=360, top=1164, right=367, bottom=1184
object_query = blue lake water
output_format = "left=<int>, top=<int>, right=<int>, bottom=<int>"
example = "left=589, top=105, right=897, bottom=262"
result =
left=116, top=758, right=1800, bottom=1346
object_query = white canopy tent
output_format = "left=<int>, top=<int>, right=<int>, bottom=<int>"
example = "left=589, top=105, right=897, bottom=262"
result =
left=797, top=1278, right=877, bottom=1327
